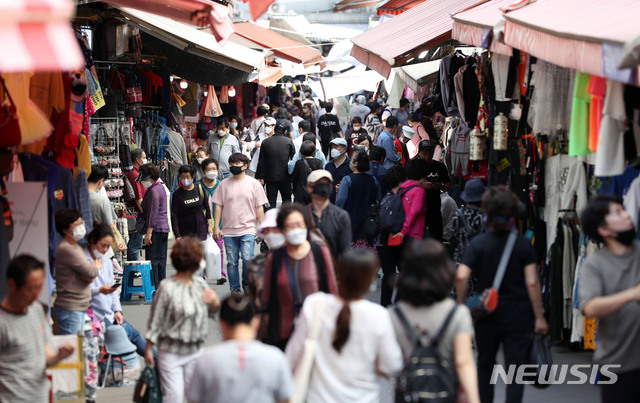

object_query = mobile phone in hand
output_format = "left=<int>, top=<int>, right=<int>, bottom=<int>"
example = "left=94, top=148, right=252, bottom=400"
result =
left=112, top=283, right=121, bottom=289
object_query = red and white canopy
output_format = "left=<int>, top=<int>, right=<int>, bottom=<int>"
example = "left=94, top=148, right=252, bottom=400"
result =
left=0, top=0, right=85, bottom=72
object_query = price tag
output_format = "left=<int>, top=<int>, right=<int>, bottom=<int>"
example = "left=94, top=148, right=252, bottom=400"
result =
left=496, top=157, right=510, bottom=172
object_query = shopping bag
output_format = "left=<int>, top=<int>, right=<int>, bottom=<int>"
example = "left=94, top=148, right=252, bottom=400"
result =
left=290, top=294, right=325, bottom=403
left=111, top=225, right=127, bottom=254
left=204, top=235, right=221, bottom=280
left=529, top=332, right=552, bottom=389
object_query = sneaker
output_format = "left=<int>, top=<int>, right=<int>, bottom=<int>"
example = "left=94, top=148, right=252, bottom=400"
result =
left=242, top=283, right=250, bottom=295
left=216, top=277, right=227, bottom=285
left=230, top=288, right=243, bottom=295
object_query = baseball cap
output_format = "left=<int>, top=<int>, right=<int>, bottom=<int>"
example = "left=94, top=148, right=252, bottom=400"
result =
left=419, top=140, right=436, bottom=151
left=307, top=170, right=333, bottom=184
left=264, top=117, right=276, bottom=125
left=329, top=138, right=348, bottom=147
left=257, top=208, right=279, bottom=237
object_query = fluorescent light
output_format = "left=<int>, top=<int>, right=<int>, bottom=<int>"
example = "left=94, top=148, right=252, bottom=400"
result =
left=228, top=87, right=236, bottom=97
left=419, top=51, right=428, bottom=59
left=180, top=79, right=188, bottom=89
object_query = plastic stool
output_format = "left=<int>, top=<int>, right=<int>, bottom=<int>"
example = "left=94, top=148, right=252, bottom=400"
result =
left=122, top=261, right=155, bottom=302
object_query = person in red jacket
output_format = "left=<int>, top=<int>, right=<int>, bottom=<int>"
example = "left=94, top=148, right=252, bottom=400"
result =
left=393, top=126, right=414, bottom=166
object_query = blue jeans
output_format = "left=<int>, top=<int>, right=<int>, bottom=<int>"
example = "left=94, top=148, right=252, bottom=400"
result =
left=104, top=317, right=156, bottom=359
left=223, top=234, right=255, bottom=291
left=145, top=231, right=168, bottom=285
left=52, top=306, right=85, bottom=335
left=127, top=231, right=144, bottom=261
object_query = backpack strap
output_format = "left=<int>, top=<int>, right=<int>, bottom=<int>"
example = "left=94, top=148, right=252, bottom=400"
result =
left=310, top=242, right=329, bottom=293
left=393, top=306, right=422, bottom=347
left=433, top=304, right=459, bottom=347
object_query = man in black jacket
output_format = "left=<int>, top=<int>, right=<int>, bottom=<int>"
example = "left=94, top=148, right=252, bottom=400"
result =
left=256, top=122, right=295, bottom=208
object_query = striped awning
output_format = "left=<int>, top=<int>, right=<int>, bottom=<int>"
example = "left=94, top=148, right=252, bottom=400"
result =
left=377, top=0, right=425, bottom=16
left=333, top=0, right=378, bottom=12
left=0, top=0, right=84, bottom=72
left=502, top=0, right=640, bottom=80
left=350, top=0, right=487, bottom=78
left=451, top=0, right=513, bottom=56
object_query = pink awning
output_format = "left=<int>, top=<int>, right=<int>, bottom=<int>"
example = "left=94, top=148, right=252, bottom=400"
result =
left=451, top=0, right=513, bottom=55
left=350, top=0, right=487, bottom=78
left=502, top=0, right=640, bottom=78
left=0, top=0, right=84, bottom=72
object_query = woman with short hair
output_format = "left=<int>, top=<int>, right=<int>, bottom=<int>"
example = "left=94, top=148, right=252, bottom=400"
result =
left=139, top=164, right=170, bottom=285
left=52, top=208, right=102, bottom=335
left=145, top=237, right=220, bottom=403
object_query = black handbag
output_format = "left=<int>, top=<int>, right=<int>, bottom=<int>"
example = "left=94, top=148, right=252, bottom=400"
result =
left=528, top=332, right=553, bottom=389
left=99, top=69, right=124, bottom=118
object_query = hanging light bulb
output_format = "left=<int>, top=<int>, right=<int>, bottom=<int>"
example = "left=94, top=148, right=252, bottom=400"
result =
left=204, top=91, right=208, bottom=97
left=170, top=76, right=174, bottom=82
left=180, top=79, right=188, bottom=89
left=228, top=87, right=236, bottom=97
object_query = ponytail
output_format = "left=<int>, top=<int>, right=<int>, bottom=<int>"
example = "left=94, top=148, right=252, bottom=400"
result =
left=332, top=301, right=351, bottom=353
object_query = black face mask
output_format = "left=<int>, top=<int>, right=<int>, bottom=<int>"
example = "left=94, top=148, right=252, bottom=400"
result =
left=614, top=228, right=636, bottom=246
left=311, top=183, right=332, bottom=198
left=229, top=166, right=244, bottom=176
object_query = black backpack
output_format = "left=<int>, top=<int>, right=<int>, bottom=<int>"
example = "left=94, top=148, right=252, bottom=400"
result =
left=394, top=304, right=459, bottom=403
left=379, top=185, right=419, bottom=234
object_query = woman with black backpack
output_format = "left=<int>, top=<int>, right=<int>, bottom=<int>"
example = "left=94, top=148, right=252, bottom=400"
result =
left=391, top=239, right=480, bottom=403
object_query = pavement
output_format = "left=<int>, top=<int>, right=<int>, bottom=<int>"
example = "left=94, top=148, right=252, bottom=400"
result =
left=96, top=242, right=601, bottom=403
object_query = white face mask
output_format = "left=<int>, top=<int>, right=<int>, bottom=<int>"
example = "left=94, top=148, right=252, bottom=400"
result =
left=264, top=233, right=286, bottom=249
left=70, top=224, right=86, bottom=242
left=330, top=148, right=342, bottom=159
left=181, top=179, right=193, bottom=187
left=197, top=158, right=205, bottom=164
left=230, top=122, right=238, bottom=129
left=353, top=125, right=361, bottom=130
left=205, top=171, right=218, bottom=180
left=265, top=126, right=274, bottom=134
left=92, top=249, right=104, bottom=259
left=285, top=228, right=307, bottom=245
left=141, top=158, right=148, bottom=165
left=218, top=130, right=227, bottom=136
left=142, top=180, right=153, bottom=189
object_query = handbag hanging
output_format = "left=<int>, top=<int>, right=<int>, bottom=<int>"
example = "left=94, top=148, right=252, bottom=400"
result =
left=466, top=230, right=517, bottom=320
left=290, top=294, right=325, bottom=403
left=99, top=68, right=125, bottom=118
left=125, top=74, right=143, bottom=104
left=0, top=76, right=22, bottom=147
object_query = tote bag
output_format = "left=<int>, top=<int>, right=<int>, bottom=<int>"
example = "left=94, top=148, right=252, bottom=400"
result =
left=291, top=294, right=325, bottom=403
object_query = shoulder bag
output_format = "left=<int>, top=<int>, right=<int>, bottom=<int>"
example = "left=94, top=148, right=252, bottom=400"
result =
left=466, top=230, right=517, bottom=320
left=290, top=293, right=325, bottom=403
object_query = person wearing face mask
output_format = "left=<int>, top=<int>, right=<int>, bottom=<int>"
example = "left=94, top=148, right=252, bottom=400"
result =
left=455, top=186, right=547, bottom=403
left=317, top=102, right=342, bottom=158
left=256, top=122, right=296, bottom=208
left=260, top=204, right=338, bottom=349
left=247, top=208, right=284, bottom=325
left=377, top=116, right=401, bottom=169
left=300, top=102, right=316, bottom=135
left=324, top=138, right=351, bottom=203
left=171, top=165, right=213, bottom=246
left=393, top=125, right=413, bottom=166
left=306, top=170, right=352, bottom=261
left=248, top=117, right=276, bottom=174
left=229, top=115, right=244, bottom=140
left=212, top=153, right=268, bottom=294
left=207, top=118, right=241, bottom=179
left=288, top=121, right=326, bottom=175
left=190, top=147, right=210, bottom=182
left=336, top=151, right=381, bottom=251
left=577, top=195, right=640, bottom=403
left=197, top=158, right=227, bottom=285
left=126, top=148, right=148, bottom=261
left=87, top=224, right=154, bottom=359
left=87, top=164, right=117, bottom=229
left=349, top=94, right=371, bottom=123
left=138, top=164, right=170, bottom=285
left=52, top=208, right=102, bottom=335
left=345, top=116, right=364, bottom=157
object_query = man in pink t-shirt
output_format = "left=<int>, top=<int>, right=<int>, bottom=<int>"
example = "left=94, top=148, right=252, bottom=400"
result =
left=212, top=153, right=267, bottom=293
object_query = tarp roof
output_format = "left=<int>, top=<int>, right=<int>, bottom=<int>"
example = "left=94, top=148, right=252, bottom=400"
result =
left=233, top=21, right=323, bottom=65
left=117, top=7, right=264, bottom=84
left=450, top=0, right=513, bottom=56
left=502, top=0, right=640, bottom=80
left=350, top=0, right=486, bottom=78
left=333, top=0, right=378, bottom=12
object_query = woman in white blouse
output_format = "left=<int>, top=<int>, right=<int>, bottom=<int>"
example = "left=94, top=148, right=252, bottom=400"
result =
left=285, top=249, right=403, bottom=402
left=145, top=236, right=220, bottom=403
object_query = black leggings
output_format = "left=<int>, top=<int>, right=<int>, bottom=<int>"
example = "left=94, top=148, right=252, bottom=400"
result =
left=265, top=180, right=292, bottom=208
